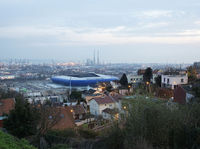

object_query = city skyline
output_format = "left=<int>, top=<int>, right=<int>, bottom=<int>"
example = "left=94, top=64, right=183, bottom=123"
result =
left=0, top=0, right=200, bottom=63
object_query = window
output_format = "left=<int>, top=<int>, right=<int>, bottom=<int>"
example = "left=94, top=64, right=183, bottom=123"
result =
left=105, top=104, right=107, bottom=106
left=181, top=79, right=184, bottom=83
left=109, top=104, right=112, bottom=107
left=131, top=78, right=133, bottom=81
left=164, top=78, right=166, bottom=82
left=167, top=79, right=169, bottom=84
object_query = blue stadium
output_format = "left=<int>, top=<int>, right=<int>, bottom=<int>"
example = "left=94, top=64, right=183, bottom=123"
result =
left=51, top=73, right=119, bottom=87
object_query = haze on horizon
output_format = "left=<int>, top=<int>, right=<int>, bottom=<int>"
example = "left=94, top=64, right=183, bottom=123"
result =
left=0, top=0, right=200, bottom=64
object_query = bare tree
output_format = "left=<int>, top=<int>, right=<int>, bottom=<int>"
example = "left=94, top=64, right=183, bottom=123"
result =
left=37, top=104, right=62, bottom=136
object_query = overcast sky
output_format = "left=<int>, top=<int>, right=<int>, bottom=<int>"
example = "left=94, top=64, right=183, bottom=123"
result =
left=0, top=0, right=200, bottom=63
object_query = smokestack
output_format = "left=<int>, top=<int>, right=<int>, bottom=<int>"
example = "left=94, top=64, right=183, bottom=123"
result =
left=97, top=50, right=100, bottom=65
left=93, top=49, right=96, bottom=65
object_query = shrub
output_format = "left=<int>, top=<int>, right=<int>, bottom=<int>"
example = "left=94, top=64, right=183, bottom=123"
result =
left=51, top=144, right=71, bottom=149
left=47, top=129, right=76, bottom=138
left=78, top=128, right=98, bottom=139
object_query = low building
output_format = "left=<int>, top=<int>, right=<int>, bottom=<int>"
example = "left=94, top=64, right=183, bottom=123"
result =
left=102, top=108, right=119, bottom=120
left=51, top=107, right=75, bottom=130
left=70, top=104, right=87, bottom=120
left=118, top=88, right=129, bottom=96
left=0, top=98, right=15, bottom=128
left=89, top=95, right=122, bottom=116
left=127, top=75, right=143, bottom=84
left=161, top=74, right=188, bottom=89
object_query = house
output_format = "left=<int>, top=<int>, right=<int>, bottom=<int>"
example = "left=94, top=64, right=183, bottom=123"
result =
left=161, top=74, right=188, bottom=89
left=127, top=74, right=143, bottom=84
left=89, top=94, right=122, bottom=116
left=118, top=88, right=129, bottom=95
left=0, top=98, right=15, bottom=128
left=70, top=104, right=87, bottom=120
left=173, top=86, right=194, bottom=104
left=51, top=106, right=75, bottom=130
left=102, top=108, right=119, bottom=120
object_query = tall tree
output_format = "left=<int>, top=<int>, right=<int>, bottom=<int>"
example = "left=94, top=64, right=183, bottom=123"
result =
left=119, top=73, right=128, bottom=88
left=187, top=66, right=197, bottom=82
left=143, top=67, right=153, bottom=83
left=155, top=75, right=161, bottom=87
left=4, top=97, right=40, bottom=138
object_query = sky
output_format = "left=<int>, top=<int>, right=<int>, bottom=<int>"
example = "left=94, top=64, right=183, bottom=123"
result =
left=0, top=0, right=200, bottom=63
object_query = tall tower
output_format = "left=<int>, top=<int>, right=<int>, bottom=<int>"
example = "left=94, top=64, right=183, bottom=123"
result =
left=93, top=49, right=96, bottom=65
left=97, top=50, right=100, bottom=65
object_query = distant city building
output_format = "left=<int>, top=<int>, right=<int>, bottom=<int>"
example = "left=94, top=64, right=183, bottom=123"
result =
left=0, top=75, right=15, bottom=80
left=137, top=69, right=146, bottom=75
left=161, top=74, right=188, bottom=89
left=194, top=62, right=200, bottom=68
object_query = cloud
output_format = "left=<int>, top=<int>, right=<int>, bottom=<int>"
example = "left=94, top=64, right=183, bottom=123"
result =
left=139, top=22, right=169, bottom=29
left=0, top=26, right=200, bottom=46
left=194, top=21, right=200, bottom=25
left=137, top=10, right=173, bottom=18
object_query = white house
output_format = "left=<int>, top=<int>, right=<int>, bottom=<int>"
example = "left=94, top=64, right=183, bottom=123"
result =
left=102, top=108, right=118, bottom=120
left=161, top=74, right=188, bottom=89
left=127, top=75, right=143, bottom=84
left=89, top=95, right=122, bottom=116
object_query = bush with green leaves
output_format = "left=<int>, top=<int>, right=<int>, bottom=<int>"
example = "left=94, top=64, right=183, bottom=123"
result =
left=78, top=128, right=98, bottom=139
left=47, top=129, right=76, bottom=138
left=101, top=98, right=200, bottom=149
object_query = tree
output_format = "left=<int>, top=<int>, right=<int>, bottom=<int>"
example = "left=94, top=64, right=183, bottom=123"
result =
left=4, top=97, right=40, bottom=138
left=143, top=67, right=153, bottom=83
left=187, top=66, right=197, bottom=82
left=119, top=74, right=128, bottom=88
left=105, top=83, right=113, bottom=92
left=155, top=75, right=161, bottom=87
left=70, top=90, right=82, bottom=100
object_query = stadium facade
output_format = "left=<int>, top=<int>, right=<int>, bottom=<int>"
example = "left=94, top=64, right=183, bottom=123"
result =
left=51, top=73, right=119, bottom=87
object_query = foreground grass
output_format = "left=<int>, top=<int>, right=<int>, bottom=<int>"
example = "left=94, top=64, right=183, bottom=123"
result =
left=0, top=130, right=36, bottom=149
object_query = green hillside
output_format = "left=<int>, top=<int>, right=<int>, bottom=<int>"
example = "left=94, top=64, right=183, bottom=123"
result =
left=0, top=130, right=36, bottom=149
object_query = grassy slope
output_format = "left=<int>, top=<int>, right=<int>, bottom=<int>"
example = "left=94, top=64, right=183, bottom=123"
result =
left=0, top=130, right=36, bottom=149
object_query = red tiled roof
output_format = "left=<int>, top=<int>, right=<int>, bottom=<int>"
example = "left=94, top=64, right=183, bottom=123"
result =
left=71, top=105, right=86, bottom=115
left=0, top=98, right=15, bottom=116
left=92, top=95, right=121, bottom=105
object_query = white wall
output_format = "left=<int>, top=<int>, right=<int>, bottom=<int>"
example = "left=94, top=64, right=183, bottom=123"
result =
left=89, top=99, right=116, bottom=116
left=89, top=100, right=99, bottom=115
left=161, top=75, right=188, bottom=89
